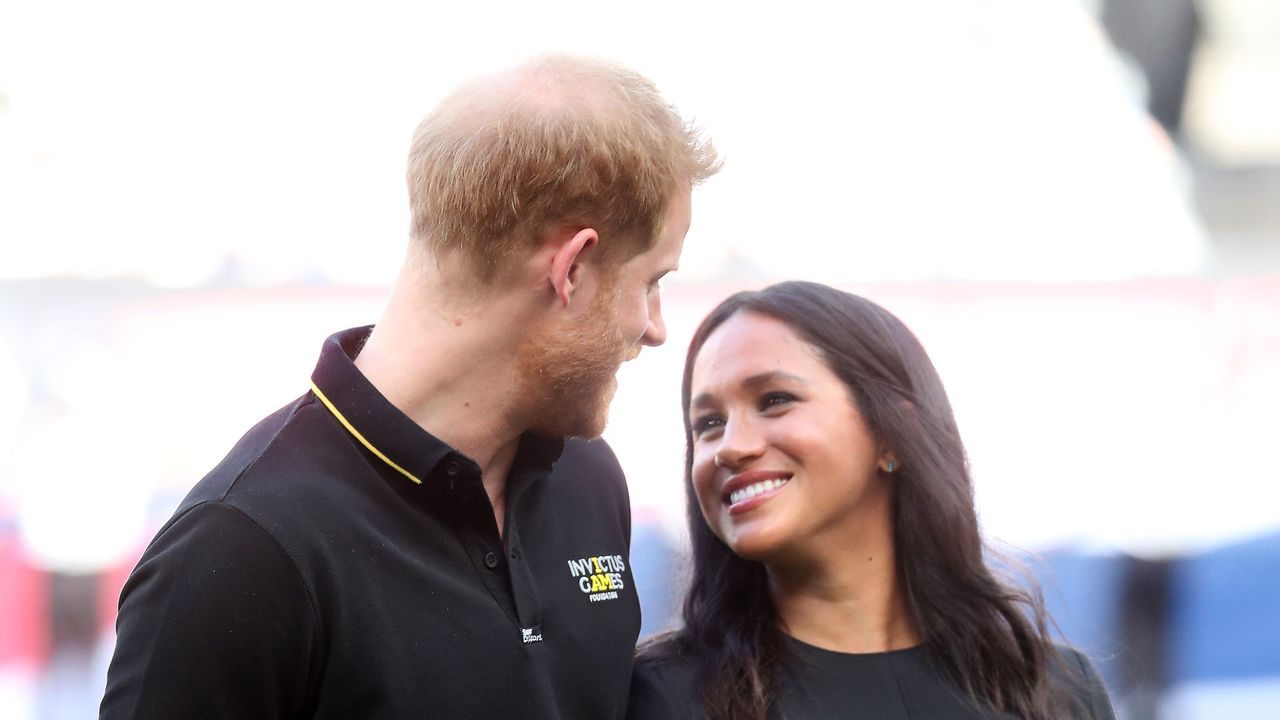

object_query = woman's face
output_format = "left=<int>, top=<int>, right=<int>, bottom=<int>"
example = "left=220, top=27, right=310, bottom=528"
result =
left=687, top=312, right=893, bottom=566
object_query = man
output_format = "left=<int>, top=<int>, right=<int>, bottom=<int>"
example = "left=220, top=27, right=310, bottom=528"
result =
left=100, top=55, right=718, bottom=718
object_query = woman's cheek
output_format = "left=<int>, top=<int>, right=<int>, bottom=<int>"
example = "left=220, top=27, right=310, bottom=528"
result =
left=690, top=448, right=718, bottom=516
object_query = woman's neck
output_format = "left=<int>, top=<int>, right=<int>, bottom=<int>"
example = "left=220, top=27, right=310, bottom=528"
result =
left=767, top=532, right=921, bottom=654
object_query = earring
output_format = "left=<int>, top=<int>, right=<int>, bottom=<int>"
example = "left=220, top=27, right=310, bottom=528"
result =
left=884, top=460, right=897, bottom=473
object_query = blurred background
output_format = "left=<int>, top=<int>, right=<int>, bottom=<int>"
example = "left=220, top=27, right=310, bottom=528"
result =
left=1, top=0, right=1278, bottom=717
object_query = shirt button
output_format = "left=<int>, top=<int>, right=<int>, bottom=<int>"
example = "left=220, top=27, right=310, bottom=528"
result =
left=444, top=461, right=461, bottom=476
left=484, top=551, right=499, bottom=569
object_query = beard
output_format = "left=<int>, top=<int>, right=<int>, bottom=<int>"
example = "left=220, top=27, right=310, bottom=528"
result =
left=515, top=284, right=629, bottom=439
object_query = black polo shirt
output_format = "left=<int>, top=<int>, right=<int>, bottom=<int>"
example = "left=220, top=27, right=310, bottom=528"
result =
left=101, top=327, right=642, bottom=719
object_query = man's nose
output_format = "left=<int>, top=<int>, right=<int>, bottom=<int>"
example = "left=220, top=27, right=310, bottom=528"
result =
left=641, top=293, right=666, bottom=347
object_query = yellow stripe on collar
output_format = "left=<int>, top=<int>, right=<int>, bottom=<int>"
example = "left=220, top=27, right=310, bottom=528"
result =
left=309, top=380, right=423, bottom=485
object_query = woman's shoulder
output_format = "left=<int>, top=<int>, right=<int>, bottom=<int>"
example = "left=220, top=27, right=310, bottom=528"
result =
left=628, top=638, right=703, bottom=720
left=1048, top=645, right=1118, bottom=720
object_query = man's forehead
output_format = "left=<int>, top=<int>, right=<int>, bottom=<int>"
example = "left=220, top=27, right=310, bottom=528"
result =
left=642, top=228, right=685, bottom=272
left=656, top=187, right=693, bottom=260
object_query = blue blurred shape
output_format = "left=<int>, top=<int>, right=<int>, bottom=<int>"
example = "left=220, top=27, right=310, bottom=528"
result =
left=1036, top=549, right=1126, bottom=689
left=1169, top=531, right=1280, bottom=682
left=630, top=522, right=683, bottom=641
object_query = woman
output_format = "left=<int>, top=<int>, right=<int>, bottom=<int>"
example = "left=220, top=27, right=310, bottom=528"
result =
left=628, top=282, right=1114, bottom=720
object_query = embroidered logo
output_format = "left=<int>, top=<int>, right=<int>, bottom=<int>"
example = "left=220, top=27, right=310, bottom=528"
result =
left=521, top=626, right=543, bottom=644
left=566, top=554, right=627, bottom=603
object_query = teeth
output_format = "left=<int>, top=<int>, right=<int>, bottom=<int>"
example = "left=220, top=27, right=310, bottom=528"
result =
left=728, top=478, right=789, bottom=505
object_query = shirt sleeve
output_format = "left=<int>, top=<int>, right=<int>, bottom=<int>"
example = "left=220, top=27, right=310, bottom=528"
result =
left=627, top=656, right=696, bottom=720
left=99, top=501, right=319, bottom=719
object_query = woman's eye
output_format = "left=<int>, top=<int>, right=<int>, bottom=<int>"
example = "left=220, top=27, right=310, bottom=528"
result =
left=691, top=414, right=725, bottom=436
left=760, top=391, right=797, bottom=410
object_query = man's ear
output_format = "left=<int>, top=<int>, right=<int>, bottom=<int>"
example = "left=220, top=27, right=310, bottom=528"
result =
left=548, top=227, right=599, bottom=306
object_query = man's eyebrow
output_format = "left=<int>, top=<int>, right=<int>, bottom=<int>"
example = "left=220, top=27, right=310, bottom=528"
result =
left=689, top=371, right=808, bottom=411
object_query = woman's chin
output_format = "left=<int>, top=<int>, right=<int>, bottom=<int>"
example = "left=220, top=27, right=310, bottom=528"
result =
left=722, top=528, right=790, bottom=565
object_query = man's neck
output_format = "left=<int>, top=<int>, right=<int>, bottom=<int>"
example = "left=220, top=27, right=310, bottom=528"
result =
left=354, top=263, right=541, bottom=533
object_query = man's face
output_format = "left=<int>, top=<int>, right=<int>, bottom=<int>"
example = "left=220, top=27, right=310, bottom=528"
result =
left=519, top=186, right=693, bottom=438
left=604, top=184, right=691, bottom=353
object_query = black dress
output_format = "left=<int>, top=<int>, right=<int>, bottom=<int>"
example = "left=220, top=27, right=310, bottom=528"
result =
left=628, top=636, right=1116, bottom=720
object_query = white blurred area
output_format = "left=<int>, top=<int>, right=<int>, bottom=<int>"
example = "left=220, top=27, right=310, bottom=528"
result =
left=2, top=0, right=1280, bottom=717
left=1, top=0, right=1211, bottom=286
left=1, top=0, right=1276, bottom=577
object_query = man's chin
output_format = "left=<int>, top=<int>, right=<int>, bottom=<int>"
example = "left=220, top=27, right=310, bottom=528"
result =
left=543, top=380, right=616, bottom=440
left=532, top=412, right=607, bottom=440
left=572, top=416, right=609, bottom=441
left=572, top=388, right=616, bottom=439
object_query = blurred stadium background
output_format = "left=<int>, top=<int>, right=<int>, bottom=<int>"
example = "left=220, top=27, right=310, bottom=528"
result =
left=1, top=1, right=1278, bottom=718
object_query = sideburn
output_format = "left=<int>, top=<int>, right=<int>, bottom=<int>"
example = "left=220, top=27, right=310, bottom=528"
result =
left=515, top=281, right=626, bottom=438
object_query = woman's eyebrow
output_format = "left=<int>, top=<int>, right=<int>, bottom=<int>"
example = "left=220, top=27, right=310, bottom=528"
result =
left=740, top=370, right=806, bottom=391
left=689, top=371, right=808, bottom=411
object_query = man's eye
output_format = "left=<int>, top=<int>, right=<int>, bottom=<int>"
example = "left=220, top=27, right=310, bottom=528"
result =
left=759, top=391, right=797, bottom=410
left=691, top=414, right=724, bottom=436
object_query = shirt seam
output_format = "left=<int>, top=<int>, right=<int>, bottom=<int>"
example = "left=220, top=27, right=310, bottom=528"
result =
left=217, top=393, right=315, bottom=500
left=132, top=498, right=323, bottom=712
left=191, top=394, right=327, bottom=665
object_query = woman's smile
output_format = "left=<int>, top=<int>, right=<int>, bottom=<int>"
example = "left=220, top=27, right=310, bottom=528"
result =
left=724, top=471, right=792, bottom=512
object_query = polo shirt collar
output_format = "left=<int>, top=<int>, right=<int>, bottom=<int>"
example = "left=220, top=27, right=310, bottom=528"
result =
left=308, top=327, right=565, bottom=485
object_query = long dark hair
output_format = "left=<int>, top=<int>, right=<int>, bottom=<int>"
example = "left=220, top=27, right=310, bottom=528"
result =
left=659, top=281, right=1071, bottom=720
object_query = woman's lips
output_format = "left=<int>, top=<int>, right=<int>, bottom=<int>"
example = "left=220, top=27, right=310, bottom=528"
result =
left=722, top=471, right=791, bottom=514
